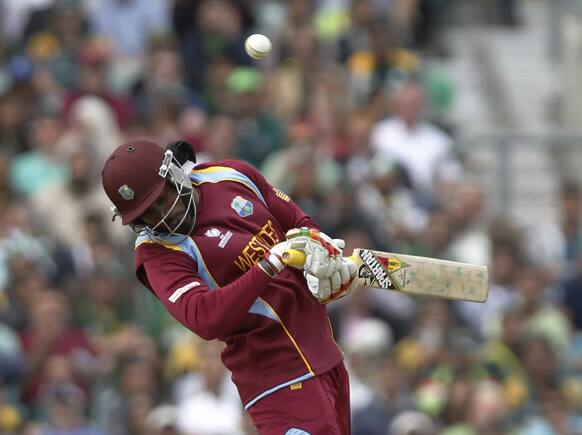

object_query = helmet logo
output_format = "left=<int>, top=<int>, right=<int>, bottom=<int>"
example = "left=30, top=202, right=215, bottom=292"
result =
left=118, top=185, right=135, bottom=200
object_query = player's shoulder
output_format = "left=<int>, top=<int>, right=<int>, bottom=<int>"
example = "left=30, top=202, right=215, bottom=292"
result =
left=216, top=159, right=258, bottom=175
left=194, top=159, right=260, bottom=179
left=134, top=234, right=191, bottom=263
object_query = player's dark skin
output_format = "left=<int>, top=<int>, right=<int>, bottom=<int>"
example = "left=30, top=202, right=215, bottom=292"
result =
left=140, top=182, right=200, bottom=233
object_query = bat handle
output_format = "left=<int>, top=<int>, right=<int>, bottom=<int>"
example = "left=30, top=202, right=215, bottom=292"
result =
left=282, top=249, right=306, bottom=268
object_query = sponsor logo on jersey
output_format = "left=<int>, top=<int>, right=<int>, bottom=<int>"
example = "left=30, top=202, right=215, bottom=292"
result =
left=168, top=281, right=200, bottom=303
left=205, top=228, right=221, bottom=237
left=219, top=231, right=233, bottom=248
left=273, top=188, right=291, bottom=202
left=231, top=196, right=253, bottom=217
left=234, top=220, right=280, bottom=272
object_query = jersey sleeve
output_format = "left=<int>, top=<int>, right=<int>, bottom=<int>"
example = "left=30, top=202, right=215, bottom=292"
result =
left=224, top=160, right=320, bottom=232
left=135, top=243, right=272, bottom=340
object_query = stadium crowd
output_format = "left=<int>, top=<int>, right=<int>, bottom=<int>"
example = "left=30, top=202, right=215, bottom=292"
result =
left=0, top=0, right=580, bottom=434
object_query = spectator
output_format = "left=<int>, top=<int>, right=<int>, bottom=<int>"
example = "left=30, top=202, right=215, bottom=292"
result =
left=36, top=382, right=105, bottom=435
left=198, top=114, right=237, bottom=162
left=526, top=180, right=581, bottom=280
left=177, top=0, right=249, bottom=92
left=371, top=80, right=462, bottom=207
left=352, top=354, right=413, bottom=435
left=346, top=18, right=421, bottom=105
left=479, top=308, right=529, bottom=410
left=441, top=381, right=512, bottom=434
left=515, top=268, right=571, bottom=357
left=102, top=354, right=161, bottom=435
left=342, top=318, right=394, bottom=415
left=18, top=291, right=98, bottom=408
left=445, top=182, right=490, bottom=266
left=0, top=203, right=56, bottom=303
left=24, top=1, right=89, bottom=91
left=343, top=111, right=376, bottom=183
left=0, top=152, right=16, bottom=210
left=388, top=410, right=436, bottom=435
left=520, top=336, right=564, bottom=411
left=403, top=209, right=453, bottom=259
left=261, top=121, right=342, bottom=207
left=0, top=92, right=31, bottom=156
left=62, top=95, right=123, bottom=165
left=0, top=56, right=39, bottom=148
left=270, top=24, right=321, bottom=123
left=225, top=66, right=285, bottom=168
left=9, top=111, right=69, bottom=199
left=88, top=0, right=169, bottom=58
left=131, top=37, right=199, bottom=122
left=522, top=388, right=582, bottom=435
left=562, top=257, right=582, bottom=330
left=356, top=155, right=427, bottom=248
left=144, top=404, right=180, bottom=435
left=174, top=340, right=242, bottom=435
left=456, top=239, right=522, bottom=338
left=30, top=146, right=125, bottom=252
left=62, top=40, right=134, bottom=130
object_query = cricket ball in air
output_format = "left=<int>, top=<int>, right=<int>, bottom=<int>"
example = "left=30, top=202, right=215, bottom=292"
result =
left=245, top=34, right=272, bottom=60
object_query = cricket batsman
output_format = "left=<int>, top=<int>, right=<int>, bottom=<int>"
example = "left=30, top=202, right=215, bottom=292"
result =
left=101, top=139, right=359, bottom=434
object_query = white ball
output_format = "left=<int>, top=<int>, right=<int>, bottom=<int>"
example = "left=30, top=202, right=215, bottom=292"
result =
left=245, top=34, right=272, bottom=60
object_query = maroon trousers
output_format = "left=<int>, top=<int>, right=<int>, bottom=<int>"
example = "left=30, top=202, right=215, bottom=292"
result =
left=247, top=363, right=351, bottom=435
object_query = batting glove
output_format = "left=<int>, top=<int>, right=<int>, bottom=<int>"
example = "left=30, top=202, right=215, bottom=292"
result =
left=305, top=257, right=358, bottom=304
left=286, top=228, right=345, bottom=279
left=258, top=240, right=292, bottom=278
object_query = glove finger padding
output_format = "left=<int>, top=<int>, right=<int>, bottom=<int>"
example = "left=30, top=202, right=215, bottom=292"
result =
left=316, top=252, right=341, bottom=279
left=296, top=239, right=335, bottom=279
left=304, top=257, right=359, bottom=304
left=333, top=238, right=345, bottom=251
left=338, top=260, right=351, bottom=284
left=342, top=257, right=357, bottom=282
left=330, top=271, right=341, bottom=291
left=305, top=272, right=331, bottom=300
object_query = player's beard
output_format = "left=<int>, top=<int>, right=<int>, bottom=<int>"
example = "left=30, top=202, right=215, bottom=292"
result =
left=171, top=205, right=196, bottom=235
left=170, top=189, right=197, bottom=236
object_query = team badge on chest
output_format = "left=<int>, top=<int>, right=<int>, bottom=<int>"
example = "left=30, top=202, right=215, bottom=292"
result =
left=231, top=196, right=253, bottom=217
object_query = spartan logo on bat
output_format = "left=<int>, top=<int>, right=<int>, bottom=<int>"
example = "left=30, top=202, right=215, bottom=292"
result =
left=359, top=250, right=393, bottom=289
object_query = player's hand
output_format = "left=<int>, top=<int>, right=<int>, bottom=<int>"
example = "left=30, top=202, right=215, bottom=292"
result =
left=286, top=228, right=345, bottom=279
left=258, top=240, right=293, bottom=278
left=305, top=257, right=358, bottom=304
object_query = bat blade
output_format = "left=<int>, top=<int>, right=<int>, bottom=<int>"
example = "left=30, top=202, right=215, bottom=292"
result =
left=351, top=249, right=489, bottom=302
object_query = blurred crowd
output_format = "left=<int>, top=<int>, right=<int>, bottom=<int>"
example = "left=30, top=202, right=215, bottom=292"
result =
left=0, top=0, right=580, bottom=434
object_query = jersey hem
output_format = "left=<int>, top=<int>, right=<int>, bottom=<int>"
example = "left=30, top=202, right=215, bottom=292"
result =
left=244, top=372, right=314, bottom=409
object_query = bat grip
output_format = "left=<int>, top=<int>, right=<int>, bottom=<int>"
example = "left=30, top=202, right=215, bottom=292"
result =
left=282, top=249, right=306, bottom=268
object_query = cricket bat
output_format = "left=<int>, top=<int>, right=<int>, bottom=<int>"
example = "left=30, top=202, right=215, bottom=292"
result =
left=282, top=249, right=489, bottom=302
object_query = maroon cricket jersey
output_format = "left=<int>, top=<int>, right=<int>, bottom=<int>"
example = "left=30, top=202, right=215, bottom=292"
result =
left=134, top=160, right=344, bottom=408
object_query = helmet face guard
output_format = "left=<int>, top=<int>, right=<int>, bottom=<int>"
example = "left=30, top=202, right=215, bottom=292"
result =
left=128, top=149, right=197, bottom=238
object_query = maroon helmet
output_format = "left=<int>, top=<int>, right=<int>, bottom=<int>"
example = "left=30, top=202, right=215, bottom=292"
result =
left=101, top=139, right=196, bottom=235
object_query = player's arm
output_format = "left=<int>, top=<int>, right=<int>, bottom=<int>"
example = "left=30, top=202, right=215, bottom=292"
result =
left=136, top=242, right=290, bottom=340
left=227, top=161, right=360, bottom=301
